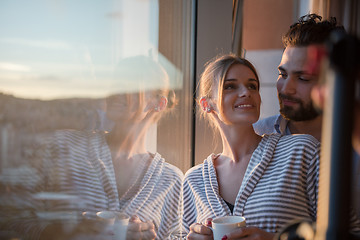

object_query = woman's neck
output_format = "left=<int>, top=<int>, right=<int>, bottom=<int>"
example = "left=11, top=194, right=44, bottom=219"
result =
left=219, top=124, right=262, bottom=162
left=105, top=122, right=148, bottom=161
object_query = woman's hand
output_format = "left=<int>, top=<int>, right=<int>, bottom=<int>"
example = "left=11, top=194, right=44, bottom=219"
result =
left=187, top=218, right=213, bottom=240
left=126, top=215, right=156, bottom=240
left=224, top=226, right=275, bottom=240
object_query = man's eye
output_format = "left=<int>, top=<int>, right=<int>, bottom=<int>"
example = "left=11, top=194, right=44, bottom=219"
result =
left=278, top=73, right=287, bottom=78
left=298, top=77, right=310, bottom=82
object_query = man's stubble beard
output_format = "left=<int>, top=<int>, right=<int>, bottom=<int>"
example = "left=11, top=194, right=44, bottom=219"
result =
left=278, top=93, right=320, bottom=121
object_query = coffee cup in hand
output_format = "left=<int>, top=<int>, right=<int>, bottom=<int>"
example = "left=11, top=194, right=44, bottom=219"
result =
left=211, top=216, right=246, bottom=240
left=96, top=211, right=129, bottom=240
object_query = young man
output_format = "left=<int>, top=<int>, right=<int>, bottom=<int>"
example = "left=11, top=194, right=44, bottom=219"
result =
left=253, top=13, right=344, bottom=141
left=255, top=15, right=360, bottom=236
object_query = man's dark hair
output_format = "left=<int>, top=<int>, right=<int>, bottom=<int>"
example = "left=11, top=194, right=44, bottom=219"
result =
left=282, top=13, right=345, bottom=47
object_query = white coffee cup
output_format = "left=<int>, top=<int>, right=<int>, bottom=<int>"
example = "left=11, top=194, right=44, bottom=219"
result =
left=96, top=211, right=116, bottom=223
left=96, top=211, right=129, bottom=240
left=113, top=213, right=129, bottom=240
left=211, top=216, right=246, bottom=240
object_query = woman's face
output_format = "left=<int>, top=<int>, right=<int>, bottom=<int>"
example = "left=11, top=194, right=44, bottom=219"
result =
left=105, top=91, right=151, bottom=123
left=215, top=64, right=261, bottom=125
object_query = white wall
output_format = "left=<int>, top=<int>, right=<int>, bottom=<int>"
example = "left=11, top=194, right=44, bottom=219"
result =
left=246, top=49, right=283, bottom=119
left=245, top=0, right=311, bottom=120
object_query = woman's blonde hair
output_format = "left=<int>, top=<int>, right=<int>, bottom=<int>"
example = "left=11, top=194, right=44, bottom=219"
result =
left=198, top=53, right=259, bottom=128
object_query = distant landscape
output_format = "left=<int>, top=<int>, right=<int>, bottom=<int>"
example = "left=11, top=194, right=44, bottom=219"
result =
left=0, top=92, right=104, bottom=132
left=0, top=92, right=104, bottom=168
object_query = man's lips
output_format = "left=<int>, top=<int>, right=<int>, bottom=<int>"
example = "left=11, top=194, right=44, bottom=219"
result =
left=279, top=94, right=301, bottom=106
left=281, top=99, right=299, bottom=106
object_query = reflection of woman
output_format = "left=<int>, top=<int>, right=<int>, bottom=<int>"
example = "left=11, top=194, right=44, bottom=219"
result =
left=33, top=56, right=183, bottom=239
left=183, top=54, right=320, bottom=240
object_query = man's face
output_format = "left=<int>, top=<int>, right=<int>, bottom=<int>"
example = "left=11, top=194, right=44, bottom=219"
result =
left=277, top=46, right=320, bottom=121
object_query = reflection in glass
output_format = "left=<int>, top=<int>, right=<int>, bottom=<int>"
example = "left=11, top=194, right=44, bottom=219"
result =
left=1, top=55, right=184, bottom=239
left=0, top=1, right=192, bottom=239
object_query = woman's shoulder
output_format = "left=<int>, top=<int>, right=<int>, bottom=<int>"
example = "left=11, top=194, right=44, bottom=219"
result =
left=184, top=163, right=203, bottom=178
left=263, top=133, right=319, bottom=147
left=184, top=153, right=214, bottom=179
left=278, top=133, right=320, bottom=147
left=265, top=134, right=321, bottom=162
left=152, top=152, right=184, bottom=180
left=163, top=162, right=184, bottom=179
left=53, top=129, right=100, bottom=142
left=260, top=134, right=321, bottom=170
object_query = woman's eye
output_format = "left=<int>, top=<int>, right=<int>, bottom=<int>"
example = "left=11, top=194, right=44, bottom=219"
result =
left=248, top=84, right=258, bottom=90
left=224, top=84, right=235, bottom=90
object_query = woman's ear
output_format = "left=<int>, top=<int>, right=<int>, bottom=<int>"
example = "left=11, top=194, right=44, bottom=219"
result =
left=199, top=97, right=213, bottom=113
left=154, top=96, right=168, bottom=112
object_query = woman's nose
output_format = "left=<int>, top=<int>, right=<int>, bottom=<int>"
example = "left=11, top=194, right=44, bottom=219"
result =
left=237, top=85, right=250, bottom=97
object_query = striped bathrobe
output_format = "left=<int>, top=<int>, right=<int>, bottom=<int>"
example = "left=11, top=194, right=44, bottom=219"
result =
left=183, top=133, right=320, bottom=233
left=27, top=129, right=183, bottom=239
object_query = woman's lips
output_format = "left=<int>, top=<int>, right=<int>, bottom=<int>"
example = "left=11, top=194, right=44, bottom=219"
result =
left=235, top=104, right=254, bottom=109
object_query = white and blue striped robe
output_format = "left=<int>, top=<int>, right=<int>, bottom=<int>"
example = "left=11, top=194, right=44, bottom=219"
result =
left=26, top=129, right=184, bottom=239
left=182, top=133, right=320, bottom=233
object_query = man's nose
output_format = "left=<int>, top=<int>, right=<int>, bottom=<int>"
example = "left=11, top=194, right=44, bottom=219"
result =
left=279, top=77, right=296, bottom=95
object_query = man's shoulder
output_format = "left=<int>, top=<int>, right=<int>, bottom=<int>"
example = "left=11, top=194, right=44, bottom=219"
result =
left=253, top=114, right=284, bottom=135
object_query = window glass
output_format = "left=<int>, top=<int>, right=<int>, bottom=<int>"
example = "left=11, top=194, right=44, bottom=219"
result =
left=0, top=0, right=192, bottom=238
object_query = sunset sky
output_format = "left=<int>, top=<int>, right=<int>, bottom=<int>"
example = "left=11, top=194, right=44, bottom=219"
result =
left=0, top=0, right=180, bottom=100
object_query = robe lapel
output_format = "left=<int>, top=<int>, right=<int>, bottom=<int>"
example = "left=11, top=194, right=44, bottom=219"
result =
left=123, top=154, right=162, bottom=214
left=234, top=134, right=281, bottom=216
left=88, top=133, right=119, bottom=210
left=206, top=154, right=232, bottom=217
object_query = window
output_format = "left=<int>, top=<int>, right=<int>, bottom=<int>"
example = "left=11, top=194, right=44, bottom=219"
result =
left=0, top=1, right=194, bottom=238
left=2, top=1, right=331, bottom=239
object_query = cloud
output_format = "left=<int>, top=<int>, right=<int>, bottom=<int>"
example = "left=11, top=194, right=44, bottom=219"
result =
left=0, top=62, right=31, bottom=72
left=105, top=11, right=122, bottom=19
left=0, top=38, right=71, bottom=50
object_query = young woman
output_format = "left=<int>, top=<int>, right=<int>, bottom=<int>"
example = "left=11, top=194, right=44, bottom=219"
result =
left=182, top=54, right=320, bottom=240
